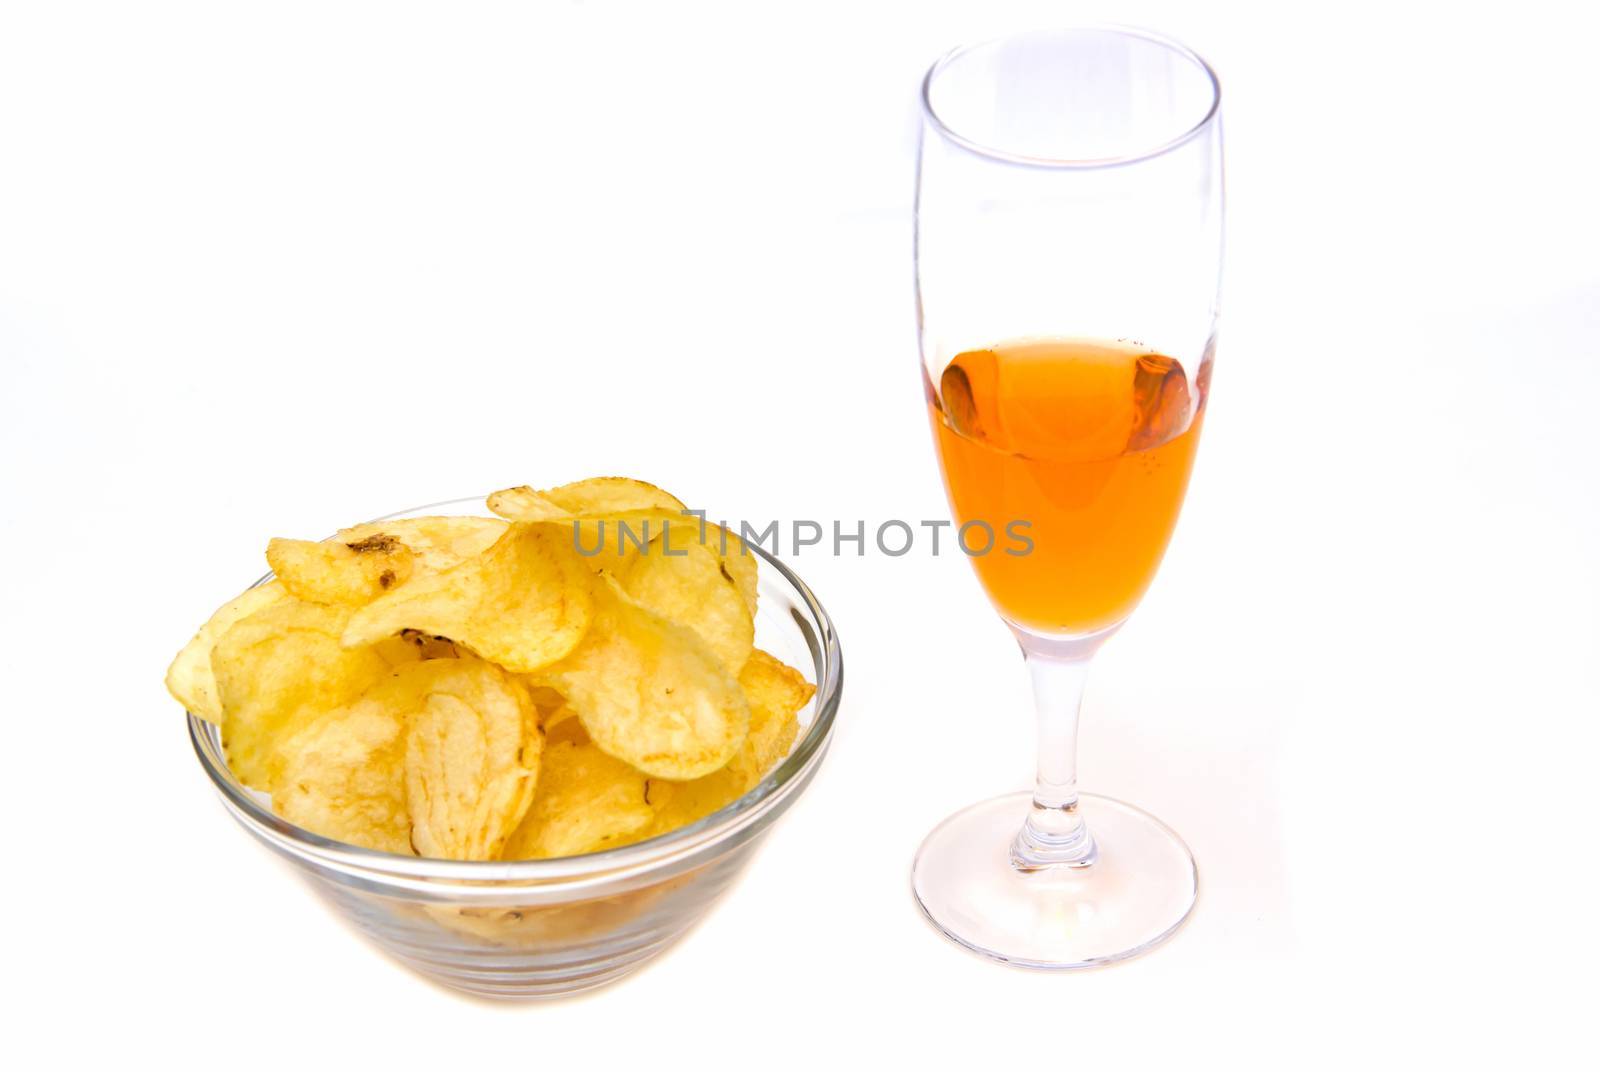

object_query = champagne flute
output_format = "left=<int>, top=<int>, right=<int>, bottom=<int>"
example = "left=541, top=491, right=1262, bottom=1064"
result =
left=913, top=26, right=1223, bottom=968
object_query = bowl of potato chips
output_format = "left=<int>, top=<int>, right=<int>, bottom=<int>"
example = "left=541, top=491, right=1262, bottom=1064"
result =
left=173, top=479, right=841, bottom=999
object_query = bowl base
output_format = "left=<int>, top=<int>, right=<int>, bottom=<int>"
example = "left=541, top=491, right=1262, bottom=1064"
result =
left=387, top=930, right=689, bottom=1000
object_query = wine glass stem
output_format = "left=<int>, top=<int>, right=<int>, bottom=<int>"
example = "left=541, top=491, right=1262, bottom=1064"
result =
left=1011, top=646, right=1101, bottom=871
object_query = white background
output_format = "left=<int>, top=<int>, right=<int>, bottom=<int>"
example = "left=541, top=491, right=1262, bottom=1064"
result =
left=2, top=0, right=1595, bottom=1062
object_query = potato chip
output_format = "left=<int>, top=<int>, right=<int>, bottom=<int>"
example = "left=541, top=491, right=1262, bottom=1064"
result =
left=538, top=581, right=748, bottom=780
left=214, top=598, right=392, bottom=790
left=643, top=774, right=738, bottom=832
left=266, top=533, right=416, bottom=606
left=733, top=648, right=813, bottom=772
left=343, top=521, right=593, bottom=673
left=485, top=475, right=688, bottom=568
left=543, top=714, right=589, bottom=747
left=404, top=658, right=542, bottom=860
left=485, top=486, right=572, bottom=523
left=525, top=686, right=587, bottom=742
left=165, top=582, right=287, bottom=723
left=559, top=508, right=691, bottom=576
left=366, top=630, right=475, bottom=670
left=273, top=685, right=411, bottom=854
left=606, top=510, right=757, bottom=618
left=716, top=530, right=760, bottom=618
left=501, top=741, right=653, bottom=859
left=424, top=888, right=658, bottom=948
left=519, top=681, right=589, bottom=743
left=646, top=648, right=814, bottom=834
left=541, top=476, right=687, bottom=516
left=388, top=629, right=467, bottom=662
left=333, top=516, right=507, bottom=576
left=620, top=506, right=757, bottom=618
left=621, top=519, right=753, bottom=675
left=521, top=682, right=566, bottom=713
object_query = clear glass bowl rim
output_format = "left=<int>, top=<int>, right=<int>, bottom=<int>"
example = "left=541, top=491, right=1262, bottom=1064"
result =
left=920, top=23, right=1222, bottom=171
left=187, top=494, right=843, bottom=887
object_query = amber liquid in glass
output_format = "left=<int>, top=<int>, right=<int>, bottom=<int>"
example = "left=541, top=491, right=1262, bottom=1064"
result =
left=928, top=337, right=1207, bottom=634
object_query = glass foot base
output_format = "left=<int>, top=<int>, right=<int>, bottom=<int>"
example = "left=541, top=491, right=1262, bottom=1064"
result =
left=911, top=791, right=1196, bottom=969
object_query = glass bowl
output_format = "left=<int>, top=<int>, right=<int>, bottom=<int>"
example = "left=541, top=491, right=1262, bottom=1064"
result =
left=188, top=496, right=843, bottom=999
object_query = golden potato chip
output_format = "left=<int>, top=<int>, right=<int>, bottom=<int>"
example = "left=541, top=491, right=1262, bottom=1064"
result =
left=543, top=714, right=589, bottom=747
left=610, top=512, right=757, bottom=617
left=519, top=680, right=589, bottom=743
left=546, top=700, right=591, bottom=746
left=645, top=648, right=814, bottom=834
left=487, top=474, right=688, bottom=569
left=424, top=888, right=657, bottom=948
left=621, top=519, right=753, bottom=675
left=539, top=581, right=748, bottom=780
left=734, top=648, right=813, bottom=772
left=266, top=533, right=416, bottom=606
left=485, top=486, right=572, bottom=523
left=521, top=682, right=565, bottom=713
left=625, top=510, right=757, bottom=618
left=404, top=658, right=542, bottom=860
left=333, top=516, right=507, bottom=576
left=273, top=685, right=411, bottom=854
left=642, top=772, right=740, bottom=832
left=553, top=508, right=690, bottom=577
left=386, top=629, right=466, bottom=663
left=343, top=522, right=593, bottom=673
left=580, top=514, right=758, bottom=617
left=165, top=582, right=287, bottom=723
left=214, top=598, right=392, bottom=790
left=541, top=476, right=687, bottom=516
left=501, top=741, right=653, bottom=859
left=536, top=699, right=573, bottom=724
left=717, top=530, right=760, bottom=618
left=366, top=630, right=476, bottom=671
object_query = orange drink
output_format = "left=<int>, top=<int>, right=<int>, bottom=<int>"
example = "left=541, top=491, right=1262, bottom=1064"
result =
left=928, top=338, right=1206, bottom=634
